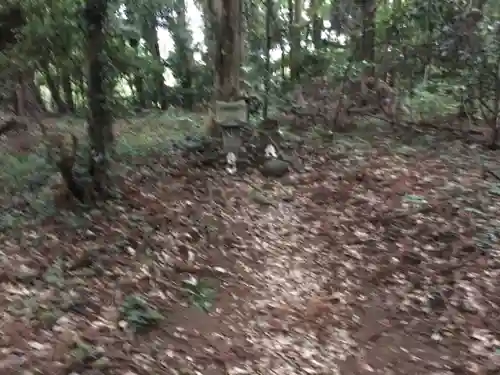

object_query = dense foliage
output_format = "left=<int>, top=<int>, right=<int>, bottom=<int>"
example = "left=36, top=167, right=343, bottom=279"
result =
left=0, top=0, right=497, bottom=116
left=1, top=2, right=499, bottom=374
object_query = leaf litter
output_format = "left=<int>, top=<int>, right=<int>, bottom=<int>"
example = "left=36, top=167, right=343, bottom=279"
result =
left=0, top=134, right=499, bottom=375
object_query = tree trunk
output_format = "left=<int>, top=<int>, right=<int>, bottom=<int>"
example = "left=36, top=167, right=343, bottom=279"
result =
left=213, top=0, right=243, bottom=101
left=85, top=0, right=113, bottom=198
left=129, top=38, right=147, bottom=109
left=280, top=38, right=286, bottom=80
left=61, top=69, right=75, bottom=113
left=358, top=0, right=376, bottom=76
left=201, top=0, right=216, bottom=73
left=42, top=64, right=67, bottom=113
left=311, top=0, right=323, bottom=49
left=172, top=0, right=194, bottom=110
left=77, top=69, right=86, bottom=110
left=142, top=14, right=167, bottom=109
left=458, top=0, right=488, bottom=118
left=134, top=75, right=147, bottom=109
left=288, top=0, right=304, bottom=82
left=263, top=0, right=273, bottom=118
left=13, top=70, right=47, bottom=116
left=385, top=0, right=401, bottom=87
left=31, top=80, right=46, bottom=112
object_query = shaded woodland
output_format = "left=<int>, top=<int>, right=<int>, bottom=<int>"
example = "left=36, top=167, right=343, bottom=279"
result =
left=0, top=0, right=499, bottom=374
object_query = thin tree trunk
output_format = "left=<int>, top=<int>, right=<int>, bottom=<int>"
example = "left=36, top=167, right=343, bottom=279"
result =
left=263, top=0, right=272, bottom=118
left=142, top=14, right=167, bottom=109
left=129, top=37, right=147, bottom=109
left=42, top=64, right=67, bottom=113
left=61, top=70, right=75, bottom=113
left=311, top=0, right=323, bottom=49
left=359, top=0, right=376, bottom=76
left=85, top=0, right=113, bottom=198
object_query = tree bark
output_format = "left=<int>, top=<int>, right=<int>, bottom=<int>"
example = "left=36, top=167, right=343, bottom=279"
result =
left=213, top=0, right=243, bottom=101
left=311, top=0, right=323, bottom=49
left=263, top=0, right=272, bottom=118
left=172, top=0, right=194, bottom=110
left=288, top=0, right=303, bottom=82
left=142, top=14, right=167, bottom=109
left=42, top=63, right=67, bottom=113
left=85, top=0, right=113, bottom=198
left=129, top=37, right=147, bottom=109
left=358, top=0, right=376, bottom=76
left=61, top=69, right=75, bottom=113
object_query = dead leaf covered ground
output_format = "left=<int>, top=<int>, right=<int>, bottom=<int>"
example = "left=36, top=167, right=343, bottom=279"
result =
left=0, top=129, right=499, bottom=375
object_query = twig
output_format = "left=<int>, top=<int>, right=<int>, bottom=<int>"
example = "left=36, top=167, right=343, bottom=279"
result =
left=368, top=205, right=434, bottom=225
left=484, top=168, right=500, bottom=181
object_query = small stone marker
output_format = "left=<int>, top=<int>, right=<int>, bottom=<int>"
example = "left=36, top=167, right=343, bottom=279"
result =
left=215, top=100, right=248, bottom=174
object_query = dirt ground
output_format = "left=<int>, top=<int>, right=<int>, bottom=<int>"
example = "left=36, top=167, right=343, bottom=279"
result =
left=0, top=124, right=499, bottom=375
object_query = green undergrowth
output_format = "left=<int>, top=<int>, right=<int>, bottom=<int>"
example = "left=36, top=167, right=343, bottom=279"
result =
left=115, top=109, right=204, bottom=158
left=0, top=94, right=460, bottom=230
left=404, top=85, right=460, bottom=120
left=0, top=109, right=205, bottom=230
left=1, top=109, right=202, bottom=179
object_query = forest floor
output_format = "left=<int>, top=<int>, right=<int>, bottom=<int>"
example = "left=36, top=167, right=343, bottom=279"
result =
left=0, top=113, right=500, bottom=375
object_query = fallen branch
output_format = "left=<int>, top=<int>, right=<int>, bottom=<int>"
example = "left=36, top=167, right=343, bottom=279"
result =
left=484, top=168, right=500, bottom=181
left=173, top=262, right=232, bottom=278
left=369, top=205, right=435, bottom=225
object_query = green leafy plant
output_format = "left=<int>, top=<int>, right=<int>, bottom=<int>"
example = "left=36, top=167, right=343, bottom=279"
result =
left=43, top=259, right=65, bottom=288
left=409, top=82, right=459, bottom=118
left=402, top=194, right=428, bottom=206
left=119, top=294, right=163, bottom=333
left=182, top=276, right=217, bottom=313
